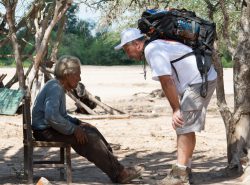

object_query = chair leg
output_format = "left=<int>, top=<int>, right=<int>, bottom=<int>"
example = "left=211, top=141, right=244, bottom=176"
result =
left=60, top=147, right=65, bottom=180
left=23, top=145, right=28, bottom=179
left=66, top=146, right=72, bottom=184
left=27, top=144, right=33, bottom=184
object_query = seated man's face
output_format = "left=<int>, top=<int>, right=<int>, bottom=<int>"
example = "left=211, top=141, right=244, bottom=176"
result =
left=65, top=68, right=81, bottom=90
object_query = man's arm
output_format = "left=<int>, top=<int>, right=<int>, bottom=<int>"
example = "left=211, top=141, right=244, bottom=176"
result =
left=159, top=75, right=184, bottom=129
left=44, top=86, right=77, bottom=135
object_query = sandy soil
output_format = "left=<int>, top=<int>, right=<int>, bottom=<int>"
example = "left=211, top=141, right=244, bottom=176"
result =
left=0, top=66, right=249, bottom=185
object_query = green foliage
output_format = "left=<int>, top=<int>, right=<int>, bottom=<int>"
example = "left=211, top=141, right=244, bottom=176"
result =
left=0, top=36, right=12, bottom=59
left=65, top=4, right=80, bottom=34
left=0, top=28, right=34, bottom=67
left=0, top=59, right=13, bottom=66
left=58, top=20, right=135, bottom=65
left=220, top=46, right=233, bottom=68
left=221, top=57, right=233, bottom=68
left=84, top=32, right=135, bottom=65
left=0, top=59, right=32, bottom=67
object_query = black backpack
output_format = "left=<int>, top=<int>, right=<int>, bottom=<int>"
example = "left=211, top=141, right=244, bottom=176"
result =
left=138, top=9, right=217, bottom=97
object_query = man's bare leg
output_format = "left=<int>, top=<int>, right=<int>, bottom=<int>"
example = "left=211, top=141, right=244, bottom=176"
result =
left=177, top=132, right=196, bottom=166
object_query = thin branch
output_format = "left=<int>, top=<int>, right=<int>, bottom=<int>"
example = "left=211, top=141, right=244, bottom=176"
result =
left=67, top=91, right=98, bottom=115
left=50, top=15, right=66, bottom=63
left=5, top=0, right=25, bottom=89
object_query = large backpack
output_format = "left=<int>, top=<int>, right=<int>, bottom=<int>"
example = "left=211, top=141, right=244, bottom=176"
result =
left=138, top=8, right=217, bottom=97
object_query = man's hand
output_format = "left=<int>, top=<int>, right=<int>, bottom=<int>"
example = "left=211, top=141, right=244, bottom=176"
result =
left=159, top=75, right=183, bottom=130
left=74, top=126, right=88, bottom=144
left=172, top=109, right=184, bottom=129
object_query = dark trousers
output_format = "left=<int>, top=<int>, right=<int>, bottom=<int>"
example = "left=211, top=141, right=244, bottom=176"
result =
left=33, top=125, right=124, bottom=182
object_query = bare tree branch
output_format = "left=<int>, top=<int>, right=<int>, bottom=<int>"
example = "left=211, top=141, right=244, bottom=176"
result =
left=28, top=0, right=72, bottom=91
left=50, top=15, right=66, bottom=63
left=4, top=0, right=25, bottom=89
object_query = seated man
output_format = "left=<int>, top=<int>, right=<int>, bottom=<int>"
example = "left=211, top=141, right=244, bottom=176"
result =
left=32, top=55, right=141, bottom=183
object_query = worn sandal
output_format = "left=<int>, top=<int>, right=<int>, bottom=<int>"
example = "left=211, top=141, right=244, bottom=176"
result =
left=117, top=166, right=143, bottom=184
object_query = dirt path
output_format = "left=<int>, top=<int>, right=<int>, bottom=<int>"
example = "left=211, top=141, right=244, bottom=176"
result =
left=0, top=66, right=249, bottom=185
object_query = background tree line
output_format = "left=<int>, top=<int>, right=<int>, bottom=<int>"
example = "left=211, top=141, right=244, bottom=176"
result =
left=0, top=2, right=233, bottom=67
left=0, top=4, right=136, bottom=66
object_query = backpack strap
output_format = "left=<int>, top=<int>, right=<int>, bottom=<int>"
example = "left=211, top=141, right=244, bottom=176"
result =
left=170, top=51, right=195, bottom=64
left=170, top=49, right=210, bottom=98
left=194, top=48, right=207, bottom=98
left=194, top=49, right=203, bottom=75
left=199, top=49, right=213, bottom=98
left=170, top=51, right=195, bottom=81
left=142, top=39, right=151, bottom=80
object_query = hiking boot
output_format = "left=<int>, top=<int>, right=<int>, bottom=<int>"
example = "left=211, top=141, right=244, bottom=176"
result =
left=156, top=164, right=190, bottom=185
left=117, top=166, right=143, bottom=184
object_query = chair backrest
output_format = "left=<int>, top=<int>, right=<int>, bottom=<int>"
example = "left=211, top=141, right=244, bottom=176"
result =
left=22, top=92, right=33, bottom=144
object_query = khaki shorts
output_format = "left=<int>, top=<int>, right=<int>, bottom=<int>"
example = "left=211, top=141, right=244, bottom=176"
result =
left=176, top=79, right=217, bottom=135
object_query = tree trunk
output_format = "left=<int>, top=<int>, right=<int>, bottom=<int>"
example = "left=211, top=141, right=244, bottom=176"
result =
left=226, top=0, right=250, bottom=172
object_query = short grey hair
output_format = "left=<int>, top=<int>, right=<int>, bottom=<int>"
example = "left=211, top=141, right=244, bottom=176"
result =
left=54, top=55, right=81, bottom=79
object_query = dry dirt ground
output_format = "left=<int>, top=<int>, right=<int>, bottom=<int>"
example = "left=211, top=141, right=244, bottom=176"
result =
left=0, top=66, right=249, bottom=185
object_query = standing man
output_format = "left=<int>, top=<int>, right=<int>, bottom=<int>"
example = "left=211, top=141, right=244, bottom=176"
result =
left=32, top=55, right=141, bottom=184
left=114, top=28, right=217, bottom=184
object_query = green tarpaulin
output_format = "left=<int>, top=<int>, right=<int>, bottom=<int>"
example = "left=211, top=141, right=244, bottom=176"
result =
left=0, top=88, right=24, bottom=115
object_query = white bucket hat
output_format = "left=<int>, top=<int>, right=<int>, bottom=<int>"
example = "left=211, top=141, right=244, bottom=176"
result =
left=114, top=28, right=144, bottom=50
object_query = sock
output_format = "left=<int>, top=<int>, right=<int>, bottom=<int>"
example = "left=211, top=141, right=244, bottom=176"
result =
left=187, top=158, right=192, bottom=168
left=176, top=163, right=188, bottom=169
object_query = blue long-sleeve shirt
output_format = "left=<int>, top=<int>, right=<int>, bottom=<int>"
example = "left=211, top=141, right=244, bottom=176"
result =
left=32, top=79, right=79, bottom=135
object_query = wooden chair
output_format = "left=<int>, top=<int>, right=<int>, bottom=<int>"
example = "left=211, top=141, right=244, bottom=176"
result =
left=22, top=92, right=72, bottom=184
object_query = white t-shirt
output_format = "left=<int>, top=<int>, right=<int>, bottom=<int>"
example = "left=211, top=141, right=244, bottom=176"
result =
left=144, top=40, right=217, bottom=95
